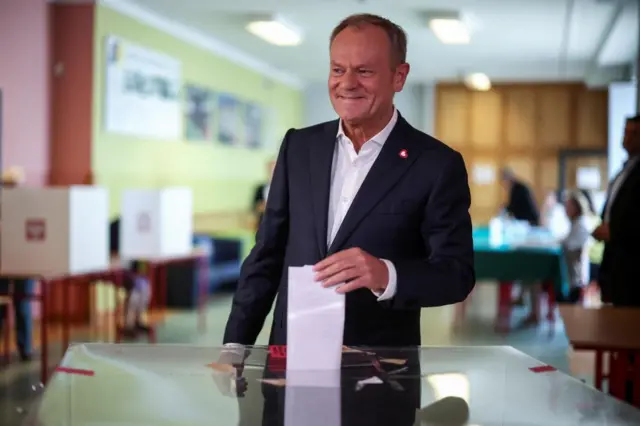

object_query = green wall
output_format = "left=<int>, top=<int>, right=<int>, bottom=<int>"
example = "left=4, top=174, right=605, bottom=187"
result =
left=92, top=6, right=304, bottom=216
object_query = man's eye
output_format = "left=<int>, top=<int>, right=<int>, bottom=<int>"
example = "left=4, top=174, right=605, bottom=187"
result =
left=332, top=68, right=344, bottom=74
left=358, top=70, right=372, bottom=75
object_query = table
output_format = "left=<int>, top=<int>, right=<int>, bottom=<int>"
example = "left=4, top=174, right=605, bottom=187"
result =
left=561, top=305, right=640, bottom=406
left=0, top=266, right=126, bottom=385
left=473, top=227, right=568, bottom=329
left=23, top=343, right=640, bottom=425
left=132, top=249, right=208, bottom=332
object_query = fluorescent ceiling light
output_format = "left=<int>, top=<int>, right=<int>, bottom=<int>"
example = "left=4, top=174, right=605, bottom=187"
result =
left=464, top=73, right=491, bottom=91
left=246, top=16, right=302, bottom=46
left=429, top=16, right=470, bottom=44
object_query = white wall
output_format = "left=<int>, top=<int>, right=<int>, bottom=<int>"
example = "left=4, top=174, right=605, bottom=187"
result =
left=303, top=83, right=436, bottom=135
left=608, top=82, right=637, bottom=178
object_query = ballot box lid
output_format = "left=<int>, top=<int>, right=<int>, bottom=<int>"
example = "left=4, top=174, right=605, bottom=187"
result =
left=22, top=343, right=640, bottom=426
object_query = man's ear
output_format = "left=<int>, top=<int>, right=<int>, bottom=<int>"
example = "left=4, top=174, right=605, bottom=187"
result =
left=394, top=63, right=410, bottom=92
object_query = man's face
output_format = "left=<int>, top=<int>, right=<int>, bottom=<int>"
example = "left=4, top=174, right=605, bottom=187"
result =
left=328, top=25, right=409, bottom=125
left=623, top=121, right=640, bottom=154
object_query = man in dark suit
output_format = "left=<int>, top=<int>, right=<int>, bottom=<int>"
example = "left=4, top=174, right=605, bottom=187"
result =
left=500, top=168, right=540, bottom=226
left=594, top=115, right=640, bottom=307
left=223, top=14, right=474, bottom=349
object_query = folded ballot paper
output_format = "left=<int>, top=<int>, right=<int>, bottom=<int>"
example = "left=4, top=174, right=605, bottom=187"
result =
left=286, top=265, right=345, bottom=386
left=286, top=266, right=344, bottom=426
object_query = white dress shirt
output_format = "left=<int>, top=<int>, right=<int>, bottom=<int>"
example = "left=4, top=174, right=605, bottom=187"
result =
left=329, top=109, right=399, bottom=301
left=604, top=156, right=639, bottom=222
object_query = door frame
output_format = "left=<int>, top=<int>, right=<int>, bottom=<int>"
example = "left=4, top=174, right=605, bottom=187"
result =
left=557, top=148, right=608, bottom=193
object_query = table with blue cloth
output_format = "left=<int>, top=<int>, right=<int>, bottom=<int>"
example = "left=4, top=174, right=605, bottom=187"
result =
left=472, top=227, right=569, bottom=329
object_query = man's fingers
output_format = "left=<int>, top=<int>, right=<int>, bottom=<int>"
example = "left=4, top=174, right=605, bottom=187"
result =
left=313, top=248, right=360, bottom=271
left=335, top=278, right=366, bottom=294
left=314, top=260, right=352, bottom=281
left=321, top=267, right=360, bottom=288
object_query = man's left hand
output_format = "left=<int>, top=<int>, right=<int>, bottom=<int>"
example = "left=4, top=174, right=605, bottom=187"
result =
left=313, top=248, right=388, bottom=294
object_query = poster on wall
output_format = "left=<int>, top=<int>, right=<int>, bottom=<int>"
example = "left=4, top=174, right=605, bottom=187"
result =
left=576, top=166, right=601, bottom=190
left=243, top=103, right=263, bottom=149
left=104, top=35, right=182, bottom=140
left=184, top=84, right=213, bottom=141
left=217, top=93, right=241, bottom=146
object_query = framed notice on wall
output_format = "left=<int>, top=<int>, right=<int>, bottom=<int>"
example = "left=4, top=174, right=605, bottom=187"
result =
left=104, top=35, right=182, bottom=140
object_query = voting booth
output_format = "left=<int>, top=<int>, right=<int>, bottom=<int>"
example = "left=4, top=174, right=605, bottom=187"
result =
left=119, top=187, right=193, bottom=259
left=0, top=186, right=109, bottom=275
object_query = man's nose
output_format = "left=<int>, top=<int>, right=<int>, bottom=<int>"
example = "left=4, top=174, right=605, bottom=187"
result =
left=340, top=70, right=359, bottom=88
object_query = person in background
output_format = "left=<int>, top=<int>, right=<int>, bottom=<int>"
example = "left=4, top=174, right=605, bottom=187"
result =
left=252, top=159, right=276, bottom=232
left=0, top=166, right=33, bottom=361
left=594, top=115, right=640, bottom=307
left=109, top=219, right=151, bottom=338
left=500, top=167, right=540, bottom=226
left=500, top=168, right=540, bottom=308
left=121, top=260, right=151, bottom=338
left=561, top=190, right=592, bottom=304
left=540, top=189, right=569, bottom=238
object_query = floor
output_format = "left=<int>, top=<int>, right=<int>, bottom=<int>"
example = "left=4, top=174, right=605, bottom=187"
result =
left=0, top=282, right=576, bottom=425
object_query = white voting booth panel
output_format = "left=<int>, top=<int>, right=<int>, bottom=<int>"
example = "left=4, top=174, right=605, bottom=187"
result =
left=120, top=187, right=192, bottom=259
left=0, top=186, right=109, bottom=276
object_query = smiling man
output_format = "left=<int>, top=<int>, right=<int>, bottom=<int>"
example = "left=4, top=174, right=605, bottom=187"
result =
left=223, top=14, right=475, bottom=348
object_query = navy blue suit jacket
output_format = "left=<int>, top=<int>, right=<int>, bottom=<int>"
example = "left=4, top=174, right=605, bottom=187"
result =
left=223, top=114, right=475, bottom=347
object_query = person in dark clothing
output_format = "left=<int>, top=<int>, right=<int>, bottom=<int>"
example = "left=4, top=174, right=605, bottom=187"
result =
left=594, top=115, right=640, bottom=307
left=500, top=168, right=541, bottom=316
left=501, top=168, right=540, bottom=226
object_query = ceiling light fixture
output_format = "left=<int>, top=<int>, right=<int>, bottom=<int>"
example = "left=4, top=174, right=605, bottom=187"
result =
left=464, top=73, right=492, bottom=91
left=246, top=15, right=302, bottom=46
left=427, top=11, right=470, bottom=44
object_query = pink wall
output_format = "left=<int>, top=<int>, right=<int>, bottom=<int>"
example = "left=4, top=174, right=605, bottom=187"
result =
left=0, top=0, right=50, bottom=185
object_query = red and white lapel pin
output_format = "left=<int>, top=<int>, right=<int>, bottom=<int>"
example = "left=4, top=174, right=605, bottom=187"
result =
left=399, top=149, right=408, bottom=159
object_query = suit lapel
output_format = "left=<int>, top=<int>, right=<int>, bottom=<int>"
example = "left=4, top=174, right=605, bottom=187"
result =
left=328, top=116, right=421, bottom=254
left=309, top=120, right=339, bottom=258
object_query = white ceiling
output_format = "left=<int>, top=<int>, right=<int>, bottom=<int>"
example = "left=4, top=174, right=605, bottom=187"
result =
left=120, top=0, right=638, bottom=86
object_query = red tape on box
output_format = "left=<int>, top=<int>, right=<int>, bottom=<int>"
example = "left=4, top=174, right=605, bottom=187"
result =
left=529, top=365, right=557, bottom=373
left=55, top=366, right=95, bottom=376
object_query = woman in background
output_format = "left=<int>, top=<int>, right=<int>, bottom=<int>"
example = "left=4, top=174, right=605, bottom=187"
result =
left=578, top=189, right=605, bottom=301
left=562, top=190, right=593, bottom=303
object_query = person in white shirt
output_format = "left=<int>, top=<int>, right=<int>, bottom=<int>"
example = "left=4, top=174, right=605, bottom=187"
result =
left=561, top=190, right=592, bottom=303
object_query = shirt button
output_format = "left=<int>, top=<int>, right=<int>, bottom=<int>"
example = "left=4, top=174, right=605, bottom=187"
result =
left=342, top=197, right=349, bottom=203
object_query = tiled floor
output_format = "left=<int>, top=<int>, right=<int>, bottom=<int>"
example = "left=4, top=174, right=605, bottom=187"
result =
left=0, top=282, right=574, bottom=425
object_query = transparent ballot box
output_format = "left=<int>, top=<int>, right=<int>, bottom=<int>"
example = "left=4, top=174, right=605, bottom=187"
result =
left=23, top=343, right=640, bottom=425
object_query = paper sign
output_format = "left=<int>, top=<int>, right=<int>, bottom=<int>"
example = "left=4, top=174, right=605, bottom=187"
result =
left=25, top=218, right=46, bottom=242
left=286, top=265, right=344, bottom=384
left=576, top=166, right=601, bottom=190
left=472, top=164, right=496, bottom=185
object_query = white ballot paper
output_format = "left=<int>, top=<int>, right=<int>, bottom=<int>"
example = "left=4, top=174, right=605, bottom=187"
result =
left=286, top=265, right=345, bottom=384
left=285, top=266, right=343, bottom=426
